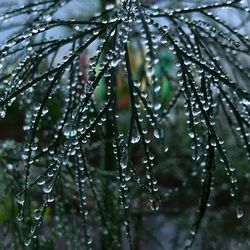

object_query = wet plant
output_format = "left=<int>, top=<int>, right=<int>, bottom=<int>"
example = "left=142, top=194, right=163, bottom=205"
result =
left=0, top=0, right=249, bottom=249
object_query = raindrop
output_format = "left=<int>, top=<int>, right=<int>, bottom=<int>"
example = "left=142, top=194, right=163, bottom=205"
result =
left=43, top=184, right=52, bottom=194
left=236, top=207, right=244, bottom=219
left=154, top=129, right=161, bottom=139
left=230, top=188, right=235, bottom=197
left=242, top=99, right=250, bottom=105
left=17, top=212, right=24, bottom=221
left=16, top=192, right=24, bottom=206
left=121, top=158, right=127, bottom=169
left=34, top=209, right=42, bottom=221
left=164, top=146, right=169, bottom=152
left=63, top=124, right=77, bottom=138
left=24, top=237, right=31, bottom=247
left=85, top=82, right=93, bottom=93
left=188, top=132, right=195, bottom=139
left=146, top=67, right=154, bottom=78
left=153, top=102, right=161, bottom=111
left=48, top=75, right=54, bottom=81
left=111, top=59, right=120, bottom=68
left=131, top=129, right=140, bottom=144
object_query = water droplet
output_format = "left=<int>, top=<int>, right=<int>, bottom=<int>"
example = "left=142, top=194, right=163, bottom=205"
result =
left=24, top=237, right=31, bottom=246
left=236, top=207, right=244, bottom=219
left=188, top=132, right=195, bottom=139
left=153, top=102, right=161, bottom=111
left=111, top=58, right=120, bottom=68
left=131, top=131, right=140, bottom=144
left=121, top=157, right=127, bottom=169
left=17, top=212, right=24, bottom=221
left=164, top=146, right=169, bottom=152
left=34, top=209, right=42, bottom=221
left=242, top=99, right=250, bottom=105
left=30, top=223, right=37, bottom=234
left=43, top=184, right=52, bottom=194
left=48, top=75, right=54, bottom=81
left=146, top=67, right=154, bottom=78
left=16, top=192, right=24, bottom=206
left=230, top=188, right=235, bottom=197
left=63, top=124, right=77, bottom=138
left=154, top=129, right=160, bottom=139
left=85, top=82, right=93, bottom=93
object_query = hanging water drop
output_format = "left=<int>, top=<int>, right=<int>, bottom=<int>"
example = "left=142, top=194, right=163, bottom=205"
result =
left=16, top=192, right=24, bottom=206
left=154, top=129, right=160, bottom=139
left=242, top=99, right=250, bottom=105
left=236, top=207, right=244, bottom=219
left=111, top=58, right=120, bottom=68
left=24, top=237, right=31, bottom=247
left=43, top=184, right=53, bottom=194
left=34, top=209, right=42, bottom=221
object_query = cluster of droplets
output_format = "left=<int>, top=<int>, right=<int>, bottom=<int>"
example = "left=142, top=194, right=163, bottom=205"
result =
left=147, top=0, right=244, bottom=18
left=124, top=79, right=160, bottom=211
left=150, top=10, right=249, bottom=248
left=111, top=124, right=133, bottom=243
left=74, top=151, right=93, bottom=248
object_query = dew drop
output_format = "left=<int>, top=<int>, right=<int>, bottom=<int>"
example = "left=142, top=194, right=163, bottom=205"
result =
left=16, top=192, right=24, bottom=206
left=121, top=158, right=127, bottom=169
left=236, top=207, right=244, bottom=219
left=24, top=237, right=31, bottom=247
left=188, top=132, right=195, bottom=139
left=242, top=99, right=250, bottom=105
left=146, top=67, right=154, bottom=78
left=17, top=212, right=24, bottom=221
left=154, top=129, right=160, bottom=139
left=43, top=184, right=52, bottom=194
left=131, top=129, right=141, bottom=144
left=111, top=58, right=120, bottom=68
left=63, top=124, right=77, bottom=138
left=48, top=75, right=54, bottom=81
left=164, top=146, right=169, bottom=152
left=34, top=209, right=42, bottom=221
